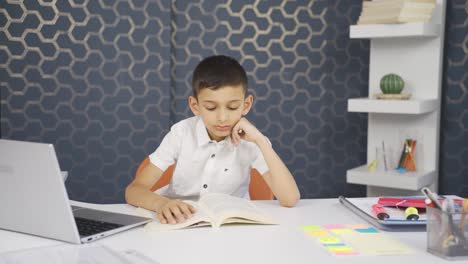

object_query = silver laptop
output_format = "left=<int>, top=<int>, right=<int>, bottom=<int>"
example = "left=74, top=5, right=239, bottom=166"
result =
left=0, top=139, right=152, bottom=244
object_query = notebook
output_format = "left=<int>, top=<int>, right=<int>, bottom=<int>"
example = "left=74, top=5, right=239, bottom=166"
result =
left=339, top=195, right=465, bottom=231
left=0, top=139, right=152, bottom=244
left=338, top=196, right=426, bottom=231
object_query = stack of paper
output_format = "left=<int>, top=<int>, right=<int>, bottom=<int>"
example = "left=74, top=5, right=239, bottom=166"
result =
left=357, top=0, right=436, bottom=25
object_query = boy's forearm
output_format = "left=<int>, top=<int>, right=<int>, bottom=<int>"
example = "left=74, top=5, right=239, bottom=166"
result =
left=125, top=184, right=169, bottom=212
left=255, top=137, right=300, bottom=207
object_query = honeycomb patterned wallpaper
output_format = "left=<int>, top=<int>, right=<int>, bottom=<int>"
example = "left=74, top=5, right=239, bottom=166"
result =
left=439, top=0, right=468, bottom=196
left=0, top=0, right=466, bottom=203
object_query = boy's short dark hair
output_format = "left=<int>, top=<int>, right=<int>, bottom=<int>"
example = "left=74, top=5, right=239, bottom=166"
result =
left=191, top=55, right=248, bottom=98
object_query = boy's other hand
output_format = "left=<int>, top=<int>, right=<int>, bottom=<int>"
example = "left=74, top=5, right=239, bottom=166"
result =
left=231, top=117, right=264, bottom=145
left=155, top=199, right=196, bottom=224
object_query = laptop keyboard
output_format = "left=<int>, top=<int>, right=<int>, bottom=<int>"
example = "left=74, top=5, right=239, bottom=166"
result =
left=75, top=217, right=124, bottom=237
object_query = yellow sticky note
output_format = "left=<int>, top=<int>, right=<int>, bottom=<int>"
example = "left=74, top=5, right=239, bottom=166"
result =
left=318, top=236, right=341, bottom=244
left=307, top=230, right=329, bottom=237
left=331, top=229, right=352, bottom=234
left=300, top=225, right=322, bottom=231
left=328, top=246, right=355, bottom=252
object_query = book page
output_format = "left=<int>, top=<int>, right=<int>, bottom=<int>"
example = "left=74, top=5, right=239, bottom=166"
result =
left=135, top=200, right=213, bottom=231
left=199, top=193, right=277, bottom=227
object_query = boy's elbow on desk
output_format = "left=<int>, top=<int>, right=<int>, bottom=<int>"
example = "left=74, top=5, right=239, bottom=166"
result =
left=279, top=193, right=300, bottom=208
left=124, top=185, right=133, bottom=204
left=124, top=183, right=142, bottom=205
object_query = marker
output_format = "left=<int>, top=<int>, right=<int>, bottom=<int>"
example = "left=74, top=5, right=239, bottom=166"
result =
left=421, top=187, right=443, bottom=210
left=405, top=207, right=419, bottom=220
left=425, top=198, right=435, bottom=208
left=460, top=199, right=468, bottom=232
left=372, top=204, right=389, bottom=220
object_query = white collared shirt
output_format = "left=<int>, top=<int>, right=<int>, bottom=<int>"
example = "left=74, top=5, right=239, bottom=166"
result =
left=149, top=116, right=269, bottom=200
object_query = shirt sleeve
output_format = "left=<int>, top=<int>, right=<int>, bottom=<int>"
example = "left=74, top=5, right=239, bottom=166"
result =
left=251, top=136, right=271, bottom=175
left=148, top=125, right=183, bottom=172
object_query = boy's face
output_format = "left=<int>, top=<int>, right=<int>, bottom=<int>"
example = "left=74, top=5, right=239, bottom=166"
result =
left=189, top=85, right=253, bottom=142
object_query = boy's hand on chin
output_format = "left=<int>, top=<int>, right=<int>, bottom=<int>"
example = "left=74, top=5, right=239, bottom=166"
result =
left=231, top=117, right=264, bottom=145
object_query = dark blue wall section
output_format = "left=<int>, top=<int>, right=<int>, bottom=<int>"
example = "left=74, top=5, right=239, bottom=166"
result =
left=0, top=1, right=466, bottom=203
left=439, top=0, right=468, bottom=195
left=1, top=0, right=172, bottom=202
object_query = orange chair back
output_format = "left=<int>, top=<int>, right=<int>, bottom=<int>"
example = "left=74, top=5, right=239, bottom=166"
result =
left=135, top=157, right=273, bottom=200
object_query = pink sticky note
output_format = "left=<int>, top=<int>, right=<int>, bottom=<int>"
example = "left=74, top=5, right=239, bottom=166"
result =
left=323, top=224, right=345, bottom=230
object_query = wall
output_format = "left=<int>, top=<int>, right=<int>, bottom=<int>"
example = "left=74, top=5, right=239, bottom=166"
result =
left=1, top=0, right=173, bottom=202
left=1, top=0, right=465, bottom=203
left=439, top=0, right=468, bottom=195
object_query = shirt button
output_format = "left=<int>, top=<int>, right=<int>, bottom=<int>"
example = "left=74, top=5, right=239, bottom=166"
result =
left=203, top=184, right=208, bottom=189
left=211, top=154, right=215, bottom=158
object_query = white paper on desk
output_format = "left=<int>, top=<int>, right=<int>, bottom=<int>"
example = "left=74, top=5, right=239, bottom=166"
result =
left=0, top=244, right=159, bottom=264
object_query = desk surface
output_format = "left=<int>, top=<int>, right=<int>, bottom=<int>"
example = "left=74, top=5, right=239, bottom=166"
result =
left=0, top=199, right=459, bottom=264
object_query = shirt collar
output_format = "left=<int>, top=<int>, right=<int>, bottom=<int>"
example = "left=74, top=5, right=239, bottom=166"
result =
left=195, top=117, right=233, bottom=147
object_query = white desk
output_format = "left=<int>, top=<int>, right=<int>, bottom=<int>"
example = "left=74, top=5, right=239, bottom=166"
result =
left=0, top=199, right=460, bottom=264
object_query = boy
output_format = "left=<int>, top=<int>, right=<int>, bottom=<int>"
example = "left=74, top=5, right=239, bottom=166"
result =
left=125, top=55, right=300, bottom=224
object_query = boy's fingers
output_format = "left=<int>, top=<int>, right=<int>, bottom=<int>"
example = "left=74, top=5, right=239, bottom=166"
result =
left=180, top=206, right=192, bottom=219
left=179, top=204, right=193, bottom=218
left=233, top=129, right=241, bottom=145
left=231, top=132, right=237, bottom=145
left=170, top=206, right=185, bottom=223
left=162, top=208, right=176, bottom=224
left=230, top=129, right=236, bottom=143
left=231, top=124, right=240, bottom=144
left=157, top=212, right=168, bottom=224
left=188, top=204, right=196, bottom=213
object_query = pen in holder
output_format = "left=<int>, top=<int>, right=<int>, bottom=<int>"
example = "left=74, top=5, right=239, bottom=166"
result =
left=426, top=206, right=468, bottom=260
left=369, top=142, right=395, bottom=172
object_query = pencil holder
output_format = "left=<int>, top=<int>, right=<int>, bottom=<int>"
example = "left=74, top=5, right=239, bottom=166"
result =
left=426, top=206, right=468, bottom=260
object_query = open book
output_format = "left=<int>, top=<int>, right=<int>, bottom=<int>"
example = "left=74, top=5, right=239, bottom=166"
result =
left=136, top=193, right=278, bottom=231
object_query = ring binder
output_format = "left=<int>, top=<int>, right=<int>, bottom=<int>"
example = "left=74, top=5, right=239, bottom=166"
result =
left=339, top=196, right=426, bottom=231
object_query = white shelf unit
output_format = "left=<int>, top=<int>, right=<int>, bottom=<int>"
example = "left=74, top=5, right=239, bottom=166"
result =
left=346, top=0, right=446, bottom=197
left=350, top=22, right=441, bottom=39
left=347, top=165, right=435, bottom=191
left=348, top=98, right=439, bottom=114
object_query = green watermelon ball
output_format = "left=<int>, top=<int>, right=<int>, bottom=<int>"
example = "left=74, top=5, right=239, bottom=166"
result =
left=380, top=74, right=404, bottom=94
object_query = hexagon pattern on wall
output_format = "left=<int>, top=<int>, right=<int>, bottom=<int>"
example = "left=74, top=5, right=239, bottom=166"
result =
left=1, top=0, right=172, bottom=203
left=439, top=0, right=468, bottom=196
left=7, top=0, right=467, bottom=202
